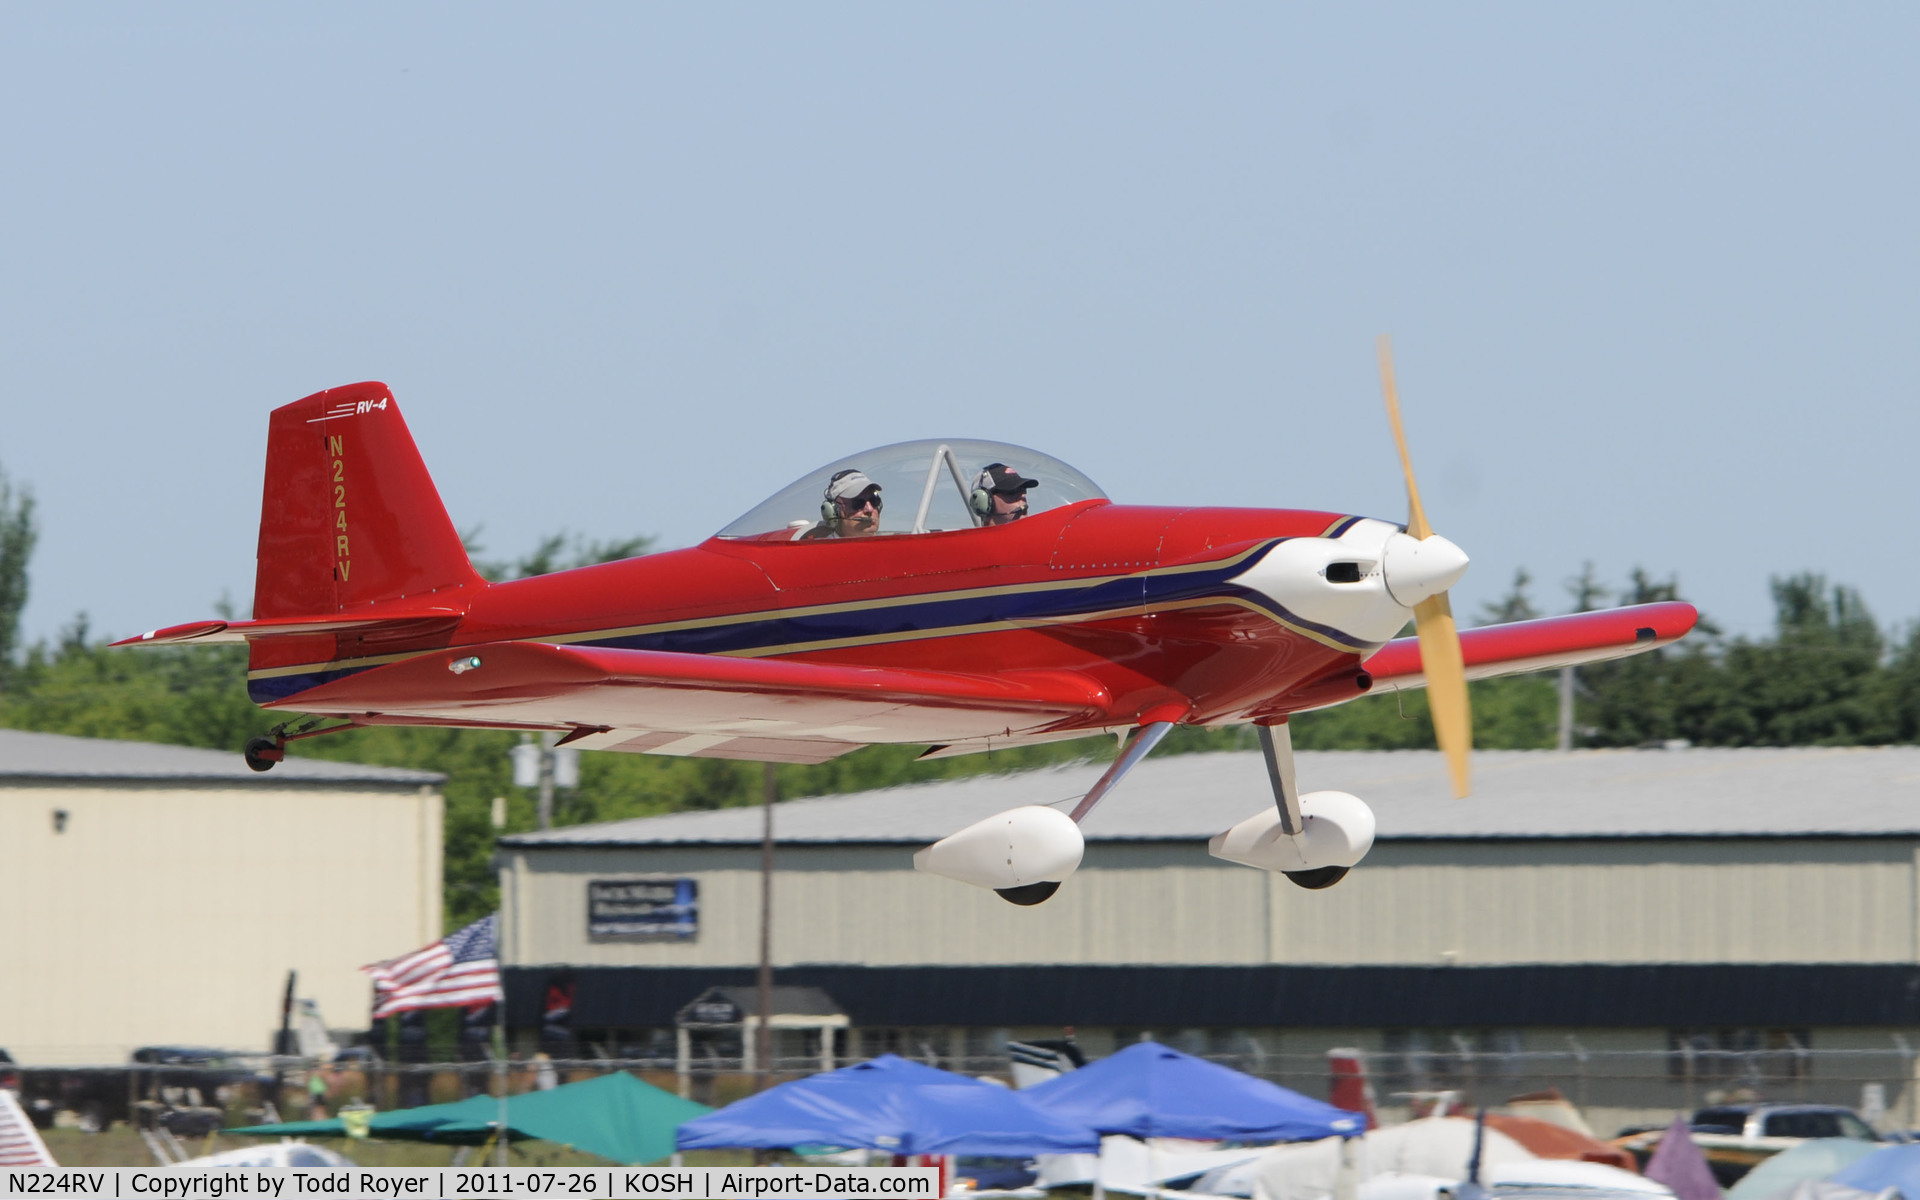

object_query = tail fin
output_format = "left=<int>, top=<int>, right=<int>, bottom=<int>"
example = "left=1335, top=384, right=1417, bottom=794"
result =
left=1326, top=1047, right=1379, bottom=1130
left=254, top=382, right=485, bottom=618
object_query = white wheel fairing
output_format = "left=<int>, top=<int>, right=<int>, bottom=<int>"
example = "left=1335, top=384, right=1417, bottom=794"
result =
left=912, top=804, right=1085, bottom=890
left=1207, top=790, right=1377, bottom=873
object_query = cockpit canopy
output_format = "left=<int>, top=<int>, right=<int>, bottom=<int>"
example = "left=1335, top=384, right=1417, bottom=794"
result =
left=715, top=438, right=1107, bottom=540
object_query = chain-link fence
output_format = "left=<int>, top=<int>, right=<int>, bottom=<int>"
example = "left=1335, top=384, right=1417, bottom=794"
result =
left=16, top=1045, right=1918, bottom=1142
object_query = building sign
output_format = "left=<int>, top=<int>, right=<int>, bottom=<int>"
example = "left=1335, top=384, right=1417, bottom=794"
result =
left=684, top=995, right=743, bottom=1025
left=587, top=878, right=698, bottom=940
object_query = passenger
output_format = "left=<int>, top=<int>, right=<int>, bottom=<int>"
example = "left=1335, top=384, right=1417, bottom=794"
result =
left=971, top=463, right=1039, bottom=526
left=802, top=468, right=884, bottom=539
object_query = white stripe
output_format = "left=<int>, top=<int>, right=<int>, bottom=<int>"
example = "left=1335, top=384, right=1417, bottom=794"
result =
left=650, top=733, right=734, bottom=757
left=0, top=1091, right=54, bottom=1167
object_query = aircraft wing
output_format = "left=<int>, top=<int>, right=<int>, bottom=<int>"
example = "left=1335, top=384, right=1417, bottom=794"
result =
left=1360, top=601, right=1698, bottom=691
left=277, top=640, right=1116, bottom=764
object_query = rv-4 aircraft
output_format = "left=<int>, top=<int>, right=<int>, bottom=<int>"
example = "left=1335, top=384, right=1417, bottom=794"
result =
left=123, top=342, right=1695, bottom=904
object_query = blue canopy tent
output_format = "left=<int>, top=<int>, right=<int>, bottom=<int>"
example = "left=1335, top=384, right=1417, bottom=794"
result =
left=676, top=1055, right=1100, bottom=1156
left=1830, top=1144, right=1920, bottom=1196
left=1021, top=1042, right=1365, bottom=1142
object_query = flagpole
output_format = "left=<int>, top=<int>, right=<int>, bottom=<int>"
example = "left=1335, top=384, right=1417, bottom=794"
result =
left=495, top=998, right=508, bottom=1167
left=360, top=915, right=507, bottom=1161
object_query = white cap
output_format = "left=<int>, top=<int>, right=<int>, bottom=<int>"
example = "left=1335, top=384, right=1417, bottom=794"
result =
left=826, top=469, right=880, bottom=501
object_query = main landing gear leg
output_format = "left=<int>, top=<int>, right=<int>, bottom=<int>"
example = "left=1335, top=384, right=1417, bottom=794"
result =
left=1068, top=721, right=1176, bottom=824
left=1256, top=721, right=1350, bottom=890
left=243, top=717, right=362, bottom=772
left=987, top=720, right=1177, bottom=906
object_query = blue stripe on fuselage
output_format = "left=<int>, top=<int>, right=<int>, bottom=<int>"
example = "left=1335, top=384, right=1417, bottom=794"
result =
left=248, top=540, right=1367, bottom=704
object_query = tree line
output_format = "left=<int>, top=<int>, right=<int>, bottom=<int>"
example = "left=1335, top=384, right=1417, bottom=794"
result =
left=2, top=466, right=1916, bottom=925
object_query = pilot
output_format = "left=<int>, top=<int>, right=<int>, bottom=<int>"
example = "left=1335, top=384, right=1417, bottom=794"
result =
left=802, top=468, right=884, bottom=539
left=971, top=463, right=1039, bottom=526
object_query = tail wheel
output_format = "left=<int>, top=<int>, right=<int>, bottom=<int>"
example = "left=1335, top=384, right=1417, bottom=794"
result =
left=1284, top=865, right=1350, bottom=890
left=243, top=736, right=284, bottom=773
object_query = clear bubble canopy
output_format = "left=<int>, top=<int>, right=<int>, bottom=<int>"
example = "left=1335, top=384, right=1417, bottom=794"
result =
left=715, top=438, right=1108, bottom=540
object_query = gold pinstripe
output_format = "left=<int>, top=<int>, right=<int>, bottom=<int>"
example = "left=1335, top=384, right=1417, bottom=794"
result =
left=246, top=536, right=1326, bottom=680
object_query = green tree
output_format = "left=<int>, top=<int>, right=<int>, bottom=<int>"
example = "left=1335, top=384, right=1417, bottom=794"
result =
left=1718, top=574, right=1894, bottom=745
left=1564, top=568, right=1722, bottom=746
left=468, top=530, right=656, bottom=582
left=1476, top=569, right=1540, bottom=625
left=1, top=617, right=273, bottom=750
left=0, top=465, right=36, bottom=687
left=1565, top=561, right=1606, bottom=614
left=1886, top=622, right=1920, bottom=742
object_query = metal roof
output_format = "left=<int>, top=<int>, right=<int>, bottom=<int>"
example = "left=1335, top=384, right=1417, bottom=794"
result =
left=499, top=745, right=1920, bottom=847
left=0, top=728, right=444, bottom=786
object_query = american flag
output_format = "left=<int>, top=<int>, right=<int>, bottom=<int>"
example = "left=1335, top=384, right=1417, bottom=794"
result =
left=363, top=915, right=503, bottom=1018
left=0, top=1088, right=56, bottom=1167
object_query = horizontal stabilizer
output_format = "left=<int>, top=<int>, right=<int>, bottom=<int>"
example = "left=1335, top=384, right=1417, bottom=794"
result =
left=115, top=608, right=464, bottom=647
left=1361, top=601, right=1697, bottom=690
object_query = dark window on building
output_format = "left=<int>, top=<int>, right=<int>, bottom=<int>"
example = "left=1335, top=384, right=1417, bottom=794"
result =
left=1379, top=1029, right=1525, bottom=1093
left=1668, top=1029, right=1811, bottom=1080
left=859, top=1027, right=944, bottom=1064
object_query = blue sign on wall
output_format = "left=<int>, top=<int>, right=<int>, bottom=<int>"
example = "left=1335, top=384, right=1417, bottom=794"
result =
left=587, top=878, right=699, bottom=940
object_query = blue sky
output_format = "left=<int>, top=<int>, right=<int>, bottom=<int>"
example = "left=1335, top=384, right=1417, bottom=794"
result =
left=3, top=5, right=1915, bottom=647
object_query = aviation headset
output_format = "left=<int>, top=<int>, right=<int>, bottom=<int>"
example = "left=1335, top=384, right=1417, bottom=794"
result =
left=822, top=469, right=884, bottom=524
left=971, top=465, right=1034, bottom=518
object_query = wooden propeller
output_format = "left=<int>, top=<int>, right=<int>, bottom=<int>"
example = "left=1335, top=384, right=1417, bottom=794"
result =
left=1378, top=335, right=1472, bottom=797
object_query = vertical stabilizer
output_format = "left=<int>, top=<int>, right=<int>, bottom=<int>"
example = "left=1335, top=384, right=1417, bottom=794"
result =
left=1326, top=1047, right=1378, bottom=1130
left=254, top=382, right=484, bottom=618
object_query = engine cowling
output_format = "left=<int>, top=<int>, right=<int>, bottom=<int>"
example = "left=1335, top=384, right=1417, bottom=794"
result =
left=913, top=805, right=1085, bottom=904
left=1206, top=790, right=1376, bottom=888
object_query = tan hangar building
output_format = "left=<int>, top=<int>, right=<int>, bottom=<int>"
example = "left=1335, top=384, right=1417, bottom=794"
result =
left=0, top=729, right=443, bottom=1064
left=494, top=746, right=1920, bottom=1127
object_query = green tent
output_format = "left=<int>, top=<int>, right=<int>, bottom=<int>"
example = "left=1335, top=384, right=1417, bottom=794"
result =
left=228, top=1093, right=504, bottom=1142
left=229, top=1073, right=712, bottom=1165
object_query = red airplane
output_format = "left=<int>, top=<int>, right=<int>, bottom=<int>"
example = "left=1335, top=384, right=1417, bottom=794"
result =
left=122, top=344, right=1695, bottom=904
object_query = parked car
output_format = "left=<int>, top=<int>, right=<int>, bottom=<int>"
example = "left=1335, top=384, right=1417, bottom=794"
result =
left=13, top=1045, right=257, bottom=1132
left=1616, top=1104, right=1880, bottom=1187
left=1691, top=1104, right=1880, bottom=1142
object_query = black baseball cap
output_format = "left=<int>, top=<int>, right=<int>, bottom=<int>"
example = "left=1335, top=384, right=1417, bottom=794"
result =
left=978, top=463, right=1039, bottom=495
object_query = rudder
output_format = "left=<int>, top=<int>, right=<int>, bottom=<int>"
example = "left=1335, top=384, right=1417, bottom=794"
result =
left=255, top=382, right=484, bottom=618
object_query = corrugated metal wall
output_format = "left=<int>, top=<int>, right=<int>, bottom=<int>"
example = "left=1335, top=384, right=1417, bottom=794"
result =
left=501, top=837, right=1918, bottom=968
left=2, top=781, right=442, bottom=1062
left=1273, top=840, right=1916, bottom=964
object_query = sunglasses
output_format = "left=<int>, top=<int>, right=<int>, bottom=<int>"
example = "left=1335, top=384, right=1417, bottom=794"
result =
left=840, top=491, right=883, bottom=513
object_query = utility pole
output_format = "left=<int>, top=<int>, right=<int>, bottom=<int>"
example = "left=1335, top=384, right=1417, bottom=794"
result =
left=1557, top=667, right=1575, bottom=751
left=756, top=762, right=776, bottom=1090
left=510, top=733, right=578, bottom=831
left=494, top=1012, right=509, bottom=1167
left=538, top=733, right=555, bottom=831
left=1561, top=562, right=1602, bottom=753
